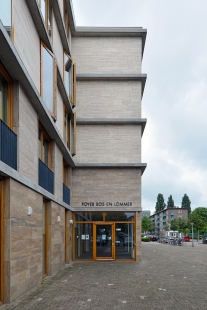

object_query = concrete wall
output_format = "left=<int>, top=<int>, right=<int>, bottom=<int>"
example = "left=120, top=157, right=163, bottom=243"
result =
left=56, top=88, right=64, bottom=138
left=52, top=143, right=63, bottom=200
left=72, top=37, right=142, bottom=74
left=4, top=179, right=42, bottom=303
left=71, top=168, right=141, bottom=208
left=17, top=86, right=39, bottom=183
left=14, top=0, right=40, bottom=92
left=76, top=81, right=142, bottom=118
left=49, top=202, right=65, bottom=275
left=53, top=16, right=64, bottom=77
left=75, top=125, right=142, bottom=163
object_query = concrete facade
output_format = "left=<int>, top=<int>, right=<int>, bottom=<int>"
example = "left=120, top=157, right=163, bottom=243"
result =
left=150, top=208, right=188, bottom=236
left=0, top=0, right=147, bottom=304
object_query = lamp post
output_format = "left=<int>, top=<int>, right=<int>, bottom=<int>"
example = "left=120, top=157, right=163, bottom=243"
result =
left=191, top=222, right=194, bottom=247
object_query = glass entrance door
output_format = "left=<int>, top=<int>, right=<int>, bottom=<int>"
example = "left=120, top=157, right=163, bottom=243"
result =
left=95, top=224, right=114, bottom=259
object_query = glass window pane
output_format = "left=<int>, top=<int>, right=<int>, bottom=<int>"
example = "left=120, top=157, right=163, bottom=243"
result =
left=43, top=47, right=54, bottom=112
left=40, top=0, right=46, bottom=21
left=74, top=213, right=103, bottom=222
left=64, top=53, right=72, bottom=98
left=0, top=0, right=11, bottom=27
left=43, top=137, right=49, bottom=166
left=0, top=72, right=9, bottom=125
left=105, top=212, right=134, bottom=222
left=115, top=223, right=134, bottom=260
left=74, top=224, right=93, bottom=260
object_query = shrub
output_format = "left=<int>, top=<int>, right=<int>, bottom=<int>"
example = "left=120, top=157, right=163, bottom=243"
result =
left=142, top=237, right=150, bottom=242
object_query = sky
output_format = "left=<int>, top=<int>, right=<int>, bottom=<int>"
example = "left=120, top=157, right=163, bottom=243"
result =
left=72, top=0, right=207, bottom=214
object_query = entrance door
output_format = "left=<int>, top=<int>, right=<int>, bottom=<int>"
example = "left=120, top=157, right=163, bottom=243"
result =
left=0, top=179, right=3, bottom=303
left=94, top=224, right=114, bottom=260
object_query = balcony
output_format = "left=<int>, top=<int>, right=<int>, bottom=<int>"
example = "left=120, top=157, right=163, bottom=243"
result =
left=38, top=159, right=54, bottom=194
left=63, top=183, right=70, bottom=205
left=0, top=119, right=17, bottom=170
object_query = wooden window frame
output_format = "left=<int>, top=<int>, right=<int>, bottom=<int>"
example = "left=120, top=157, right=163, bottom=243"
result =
left=39, top=123, right=52, bottom=169
left=63, top=160, right=69, bottom=187
left=63, top=104, right=69, bottom=147
left=71, top=112, right=76, bottom=156
left=63, top=51, right=74, bottom=104
left=40, top=42, right=57, bottom=120
left=0, top=63, right=13, bottom=129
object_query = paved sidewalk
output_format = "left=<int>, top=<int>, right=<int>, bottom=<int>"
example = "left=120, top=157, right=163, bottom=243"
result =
left=2, top=241, right=207, bottom=310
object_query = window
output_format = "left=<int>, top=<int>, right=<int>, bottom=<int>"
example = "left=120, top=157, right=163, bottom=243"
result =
left=63, top=52, right=76, bottom=107
left=39, top=0, right=53, bottom=40
left=178, top=210, right=182, bottom=213
left=39, top=124, right=52, bottom=168
left=0, top=64, right=12, bottom=128
left=0, top=0, right=13, bottom=39
left=63, top=106, right=76, bottom=156
left=40, top=43, right=57, bottom=118
left=63, top=0, right=69, bottom=39
left=63, top=161, right=69, bottom=187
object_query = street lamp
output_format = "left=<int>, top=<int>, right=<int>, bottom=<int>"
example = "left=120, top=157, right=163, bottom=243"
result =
left=191, top=222, right=194, bottom=247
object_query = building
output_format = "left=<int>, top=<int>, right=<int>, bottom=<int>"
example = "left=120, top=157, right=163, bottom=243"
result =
left=150, top=207, right=188, bottom=236
left=0, top=0, right=147, bottom=303
left=142, top=210, right=151, bottom=217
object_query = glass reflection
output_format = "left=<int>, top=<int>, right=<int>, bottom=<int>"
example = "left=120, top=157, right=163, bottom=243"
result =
left=0, top=72, right=9, bottom=125
left=115, top=223, right=134, bottom=260
left=64, top=53, right=72, bottom=98
left=42, top=47, right=53, bottom=112
left=105, top=212, right=134, bottom=222
left=0, top=0, right=11, bottom=27
left=74, top=223, right=92, bottom=260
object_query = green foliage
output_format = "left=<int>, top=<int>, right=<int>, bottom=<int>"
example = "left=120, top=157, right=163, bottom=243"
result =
left=142, top=216, right=154, bottom=232
left=142, top=237, right=150, bottom=242
left=181, top=194, right=191, bottom=214
left=167, top=195, right=174, bottom=208
left=170, top=219, right=179, bottom=231
left=170, top=218, right=189, bottom=231
left=155, top=193, right=166, bottom=213
left=189, top=207, right=207, bottom=232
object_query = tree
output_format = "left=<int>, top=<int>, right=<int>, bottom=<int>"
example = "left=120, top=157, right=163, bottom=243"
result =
left=170, top=219, right=179, bottom=231
left=167, top=195, right=174, bottom=208
left=181, top=194, right=191, bottom=214
left=155, top=194, right=166, bottom=213
left=142, top=216, right=154, bottom=233
left=189, top=207, right=207, bottom=233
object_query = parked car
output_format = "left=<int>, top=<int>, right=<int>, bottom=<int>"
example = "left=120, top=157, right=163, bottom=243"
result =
left=202, top=239, right=207, bottom=244
left=184, top=236, right=190, bottom=242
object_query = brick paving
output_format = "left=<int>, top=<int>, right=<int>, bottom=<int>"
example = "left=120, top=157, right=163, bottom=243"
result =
left=2, top=241, right=207, bottom=310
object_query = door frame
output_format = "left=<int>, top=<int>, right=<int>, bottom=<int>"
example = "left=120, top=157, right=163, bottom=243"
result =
left=0, top=179, right=4, bottom=303
left=93, top=222, right=115, bottom=260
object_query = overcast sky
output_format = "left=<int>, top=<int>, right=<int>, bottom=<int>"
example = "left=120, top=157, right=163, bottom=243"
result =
left=72, top=0, right=207, bottom=213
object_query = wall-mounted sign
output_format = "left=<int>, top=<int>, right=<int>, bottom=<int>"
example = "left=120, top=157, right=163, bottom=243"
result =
left=81, top=235, right=85, bottom=240
left=81, top=202, right=133, bottom=207
left=85, top=235, right=89, bottom=240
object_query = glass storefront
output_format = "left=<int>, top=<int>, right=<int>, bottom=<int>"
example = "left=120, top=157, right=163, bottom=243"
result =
left=73, top=212, right=136, bottom=261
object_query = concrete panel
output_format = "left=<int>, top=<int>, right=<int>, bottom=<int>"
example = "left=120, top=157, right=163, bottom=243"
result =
left=8, top=179, right=42, bottom=302
left=56, top=88, right=64, bottom=138
left=14, top=0, right=40, bottom=92
left=71, top=168, right=141, bottom=208
left=50, top=202, right=65, bottom=275
left=75, top=125, right=142, bottom=163
left=18, top=86, right=39, bottom=183
left=52, top=143, right=63, bottom=200
left=72, top=37, right=142, bottom=74
left=76, top=80, right=142, bottom=118
left=53, top=15, right=64, bottom=77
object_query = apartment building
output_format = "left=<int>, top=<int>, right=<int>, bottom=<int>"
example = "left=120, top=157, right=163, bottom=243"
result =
left=150, top=207, right=188, bottom=236
left=142, top=210, right=151, bottom=217
left=0, top=0, right=147, bottom=303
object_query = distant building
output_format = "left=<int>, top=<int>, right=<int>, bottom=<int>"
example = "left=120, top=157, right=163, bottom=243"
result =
left=142, top=210, right=151, bottom=217
left=150, top=207, right=188, bottom=236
